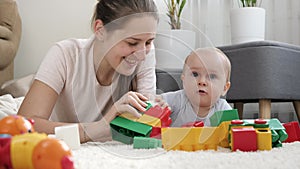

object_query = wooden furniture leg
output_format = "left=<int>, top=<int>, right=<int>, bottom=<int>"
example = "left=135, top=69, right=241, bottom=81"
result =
left=292, top=101, right=300, bottom=122
left=259, top=99, right=271, bottom=119
left=234, top=102, right=244, bottom=119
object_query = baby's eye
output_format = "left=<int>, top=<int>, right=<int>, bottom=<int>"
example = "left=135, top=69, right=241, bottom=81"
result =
left=192, top=71, right=198, bottom=77
left=208, top=74, right=217, bottom=79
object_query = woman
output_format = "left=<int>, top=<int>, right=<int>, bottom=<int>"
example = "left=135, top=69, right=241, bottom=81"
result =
left=18, top=0, right=159, bottom=143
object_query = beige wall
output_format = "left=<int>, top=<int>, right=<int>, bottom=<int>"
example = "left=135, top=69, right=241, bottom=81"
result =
left=14, top=0, right=95, bottom=78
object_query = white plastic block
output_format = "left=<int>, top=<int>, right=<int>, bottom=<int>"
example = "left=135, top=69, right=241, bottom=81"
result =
left=55, top=124, right=80, bottom=150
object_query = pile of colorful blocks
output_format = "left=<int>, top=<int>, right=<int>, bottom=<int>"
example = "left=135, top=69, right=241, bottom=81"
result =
left=110, top=104, right=300, bottom=152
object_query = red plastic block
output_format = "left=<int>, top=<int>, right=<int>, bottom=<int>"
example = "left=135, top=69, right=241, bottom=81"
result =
left=150, top=126, right=161, bottom=139
left=231, top=127, right=257, bottom=151
left=181, top=121, right=204, bottom=127
left=144, top=106, right=172, bottom=127
left=283, top=121, right=300, bottom=143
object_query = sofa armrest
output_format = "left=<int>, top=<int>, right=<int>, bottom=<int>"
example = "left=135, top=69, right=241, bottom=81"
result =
left=0, top=0, right=22, bottom=70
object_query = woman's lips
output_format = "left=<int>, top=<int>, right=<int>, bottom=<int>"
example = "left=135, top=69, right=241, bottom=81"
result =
left=123, top=57, right=137, bottom=66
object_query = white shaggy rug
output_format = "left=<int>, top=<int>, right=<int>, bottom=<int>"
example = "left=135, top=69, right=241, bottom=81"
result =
left=72, top=141, right=300, bottom=169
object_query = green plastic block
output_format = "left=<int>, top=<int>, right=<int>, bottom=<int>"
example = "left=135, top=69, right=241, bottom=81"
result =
left=133, top=137, right=162, bottom=149
left=145, top=101, right=153, bottom=111
left=210, top=109, right=239, bottom=126
left=110, top=116, right=152, bottom=144
left=267, top=118, right=288, bottom=143
left=242, top=119, right=269, bottom=128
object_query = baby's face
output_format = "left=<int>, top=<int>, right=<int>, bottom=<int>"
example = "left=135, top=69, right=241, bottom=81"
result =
left=182, top=50, right=229, bottom=109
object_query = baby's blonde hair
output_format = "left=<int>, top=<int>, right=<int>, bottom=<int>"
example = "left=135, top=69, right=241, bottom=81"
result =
left=183, top=47, right=231, bottom=82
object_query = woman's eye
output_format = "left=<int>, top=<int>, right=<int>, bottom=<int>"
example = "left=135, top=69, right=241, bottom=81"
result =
left=145, top=40, right=153, bottom=46
left=192, top=72, right=198, bottom=77
left=127, top=42, right=138, bottom=46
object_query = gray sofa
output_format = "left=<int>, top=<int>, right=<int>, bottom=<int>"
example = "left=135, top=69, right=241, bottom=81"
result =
left=156, top=40, right=300, bottom=122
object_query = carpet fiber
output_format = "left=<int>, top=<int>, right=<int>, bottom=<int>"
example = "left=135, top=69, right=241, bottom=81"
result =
left=73, top=141, right=300, bottom=169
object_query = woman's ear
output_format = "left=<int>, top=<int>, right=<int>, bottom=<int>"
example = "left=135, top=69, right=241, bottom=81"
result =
left=94, top=19, right=105, bottom=41
left=222, top=81, right=231, bottom=96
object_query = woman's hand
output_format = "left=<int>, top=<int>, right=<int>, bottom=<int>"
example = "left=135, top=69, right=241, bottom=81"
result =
left=112, top=91, right=149, bottom=118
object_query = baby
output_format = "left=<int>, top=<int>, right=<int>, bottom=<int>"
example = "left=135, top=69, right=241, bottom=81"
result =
left=161, top=47, right=232, bottom=126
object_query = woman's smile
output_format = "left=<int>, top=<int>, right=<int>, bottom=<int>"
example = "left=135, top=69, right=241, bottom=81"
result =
left=123, top=56, right=138, bottom=67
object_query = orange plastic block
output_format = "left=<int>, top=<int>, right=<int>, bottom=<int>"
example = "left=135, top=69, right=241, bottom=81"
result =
left=161, top=127, right=219, bottom=151
left=231, top=127, right=257, bottom=151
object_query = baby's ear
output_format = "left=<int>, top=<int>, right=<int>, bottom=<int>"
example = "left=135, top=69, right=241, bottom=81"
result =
left=222, top=81, right=231, bottom=96
left=181, top=73, right=185, bottom=81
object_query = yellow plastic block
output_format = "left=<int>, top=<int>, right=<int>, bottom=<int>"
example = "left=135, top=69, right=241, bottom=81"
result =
left=161, top=127, right=199, bottom=151
left=161, top=127, right=219, bottom=151
left=11, top=133, right=47, bottom=169
left=137, top=114, right=161, bottom=127
left=217, top=121, right=231, bottom=148
left=256, top=128, right=272, bottom=150
left=196, top=127, right=219, bottom=151
left=119, top=112, right=139, bottom=121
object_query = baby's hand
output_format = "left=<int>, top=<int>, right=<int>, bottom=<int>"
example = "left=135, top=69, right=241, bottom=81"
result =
left=152, top=95, right=170, bottom=110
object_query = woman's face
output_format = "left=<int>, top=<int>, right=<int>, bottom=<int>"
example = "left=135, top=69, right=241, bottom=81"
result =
left=101, top=16, right=157, bottom=76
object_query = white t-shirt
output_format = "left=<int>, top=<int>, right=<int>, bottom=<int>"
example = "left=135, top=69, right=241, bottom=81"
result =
left=35, top=35, right=156, bottom=123
left=161, top=90, right=232, bottom=127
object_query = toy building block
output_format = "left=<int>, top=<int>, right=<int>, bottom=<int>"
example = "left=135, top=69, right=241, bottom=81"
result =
left=266, top=118, right=288, bottom=147
left=210, top=109, right=239, bottom=127
left=118, top=101, right=153, bottom=121
left=233, top=119, right=282, bottom=148
left=119, top=112, right=140, bottom=121
left=256, top=127, right=272, bottom=150
left=144, top=105, right=172, bottom=127
left=137, top=114, right=161, bottom=127
left=217, top=121, right=232, bottom=148
left=230, top=127, right=257, bottom=151
left=283, top=121, right=300, bottom=143
left=133, top=137, right=162, bottom=149
left=161, top=127, right=219, bottom=151
left=55, top=124, right=80, bottom=150
left=228, top=119, right=271, bottom=151
left=181, top=121, right=204, bottom=127
left=150, top=126, right=162, bottom=139
left=110, top=116, right=152, bottom=144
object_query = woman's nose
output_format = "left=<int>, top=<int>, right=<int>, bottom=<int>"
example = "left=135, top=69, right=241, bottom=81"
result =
left=133, top=46, right=146, bottom=61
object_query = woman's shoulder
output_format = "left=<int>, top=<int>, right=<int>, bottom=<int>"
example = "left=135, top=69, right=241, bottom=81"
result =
left=48, top=35, right=95, bottom=61
left=55, top=36, right=94, bottom=50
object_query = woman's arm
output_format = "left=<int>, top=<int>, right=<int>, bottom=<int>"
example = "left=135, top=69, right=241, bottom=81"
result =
left=17, top=80, right=112, bottom=143
left=18, top=80, right=149, bottom=143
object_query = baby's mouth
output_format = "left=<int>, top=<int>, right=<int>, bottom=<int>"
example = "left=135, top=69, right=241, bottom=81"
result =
left=198, top=89, right=207, bottom=94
